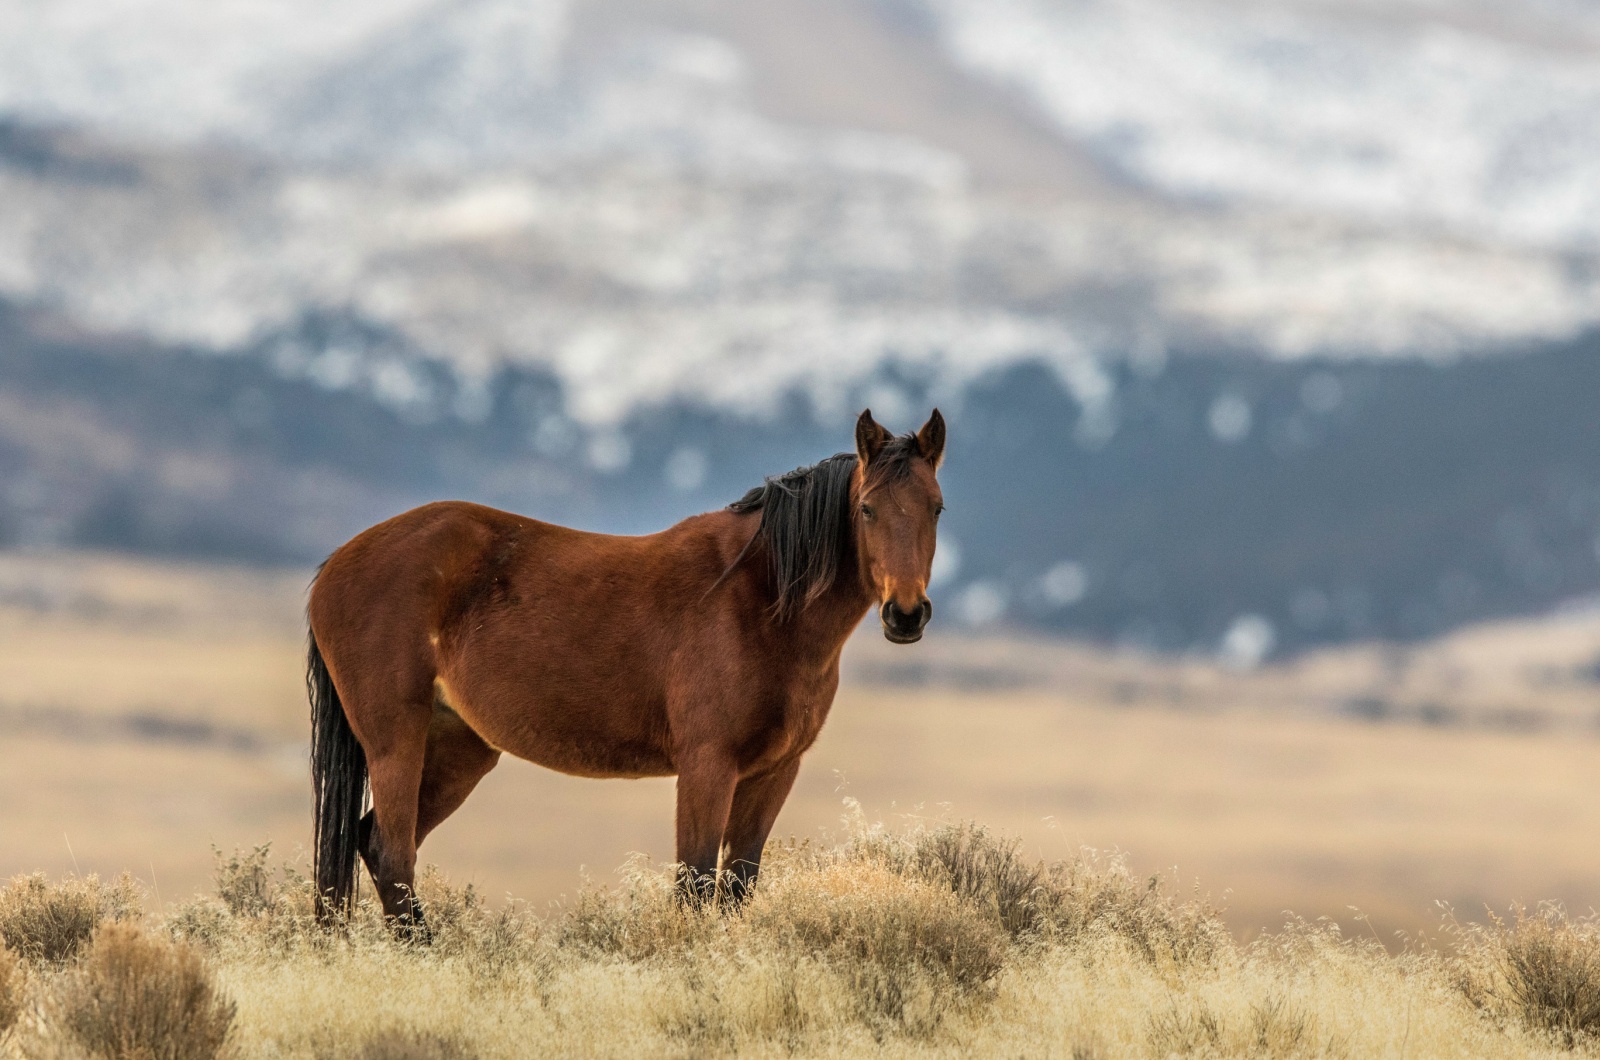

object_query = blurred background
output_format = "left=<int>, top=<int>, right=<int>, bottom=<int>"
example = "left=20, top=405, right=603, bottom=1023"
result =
left=3, top=0, right=1600, bottom=939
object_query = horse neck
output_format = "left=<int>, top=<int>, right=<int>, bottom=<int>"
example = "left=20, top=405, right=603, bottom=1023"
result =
left=786, top=543, right=875, bottom=654
left=705, top=507, right=872, bottom=653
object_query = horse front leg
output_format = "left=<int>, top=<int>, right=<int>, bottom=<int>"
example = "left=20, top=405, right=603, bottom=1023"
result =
left=673, top=750, right=739, bottom=906
left=721, top=757, right=801, bottom=907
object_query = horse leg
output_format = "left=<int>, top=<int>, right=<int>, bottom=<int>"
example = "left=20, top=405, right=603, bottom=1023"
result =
left=358, top=705, right=495, bottom=875
left=674, top=750, right=739, bottom=905
left=415, top=705, right=500, bottom=846
left=720, top=758, right=801, bottom=906
left=360, top=717, right=431, bottom=940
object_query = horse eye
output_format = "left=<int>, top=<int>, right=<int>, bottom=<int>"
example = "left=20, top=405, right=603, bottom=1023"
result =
left=934, top=504, right=945, bottom=518
left=860, top=504, right=875, bottom=520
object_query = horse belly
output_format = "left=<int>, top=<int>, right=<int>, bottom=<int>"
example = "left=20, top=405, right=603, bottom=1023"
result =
left=437, top=672, right=674, bottom=780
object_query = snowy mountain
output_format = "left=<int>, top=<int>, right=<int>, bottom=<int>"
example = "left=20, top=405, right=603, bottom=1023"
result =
left=2, top=0, right=1598, bottom=421
left=927, top=0, right=1600, bottom=251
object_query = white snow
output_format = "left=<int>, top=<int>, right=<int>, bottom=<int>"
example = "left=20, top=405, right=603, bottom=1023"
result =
left=926, top=0, right=1600, bottom=252
left=0, top=0, right=1598, bottom=423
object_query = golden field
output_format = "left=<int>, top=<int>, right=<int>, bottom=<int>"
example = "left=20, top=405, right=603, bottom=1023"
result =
left=2, top=821, right=1599, bottom=1059
left=2, top=548, right=1600, bottom=945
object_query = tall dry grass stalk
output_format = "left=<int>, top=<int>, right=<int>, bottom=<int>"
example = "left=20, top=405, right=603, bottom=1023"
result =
left=1, top=818, right=1595, bottom=1058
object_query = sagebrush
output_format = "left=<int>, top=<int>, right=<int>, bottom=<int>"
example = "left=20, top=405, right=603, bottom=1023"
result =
left=24, top=922, right=235, bottom=1060
left=1451, top=903, right=1600, bottom=1049
left=0, top=872, right=141, bottom=966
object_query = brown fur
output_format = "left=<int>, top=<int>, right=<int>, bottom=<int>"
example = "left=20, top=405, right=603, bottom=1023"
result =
left=309, top=410, right=946, bottom=926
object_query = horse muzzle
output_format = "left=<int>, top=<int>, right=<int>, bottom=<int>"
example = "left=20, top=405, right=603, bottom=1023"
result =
left=880, top=598, right=932, bottom=644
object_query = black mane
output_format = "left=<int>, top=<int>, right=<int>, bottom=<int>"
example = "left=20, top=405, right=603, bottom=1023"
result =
left=723, top=434, right=921, bottom=620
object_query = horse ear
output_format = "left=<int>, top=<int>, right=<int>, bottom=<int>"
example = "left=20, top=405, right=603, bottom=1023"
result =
left=856, top=408, right=889, bottom=466
left=916, top=408, right=946, bottom=468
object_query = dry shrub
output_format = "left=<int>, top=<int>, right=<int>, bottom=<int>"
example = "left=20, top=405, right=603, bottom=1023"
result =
left=1147, top=994, right=1327, bottom=1058
left=1148, top=997, right=1225, bottom=1055
left=32, top=923, right=235, bottom=1060
left=845, top=819, right=1227, bottom=968
left=169, top=849, right=326, bottom=955
left=212, top=844, right=274, bottom=919
left=749, top=861, right=1006, bottom=1034
left=1031, top=849, right=1229, bottom=968
left=161, top=850, right=260, bottom=952
left=556, top=859, right=722, bottom=961
left=1248, top=994, right=1318, bottom=1057
left=410, top=866, right=542, bottom=977
left=0, top=943, right=23, bottom=1038
left=910, top=823, right=1045, bottom=937
left=755, top=862, right=1005, bottom=990
left=547, top=833, right=1009, bottom=1038
left=175, top=853, right=537, bottom=975
left=0, top=873, right=142, bottom=965
left=653, top=950, right=814, bottom=1051
left=165, top=897, right=235, bottom=951
left=1453, top=904, right=1600, bottom=1048
left=89, top=820, right=1578, bottom=1057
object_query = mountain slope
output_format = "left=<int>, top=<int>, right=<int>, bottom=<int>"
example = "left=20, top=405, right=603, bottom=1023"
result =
left=5, top=301, right=1600, bottom=657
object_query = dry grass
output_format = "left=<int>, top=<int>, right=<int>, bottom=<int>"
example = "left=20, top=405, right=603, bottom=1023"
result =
left=1, top=820, right=1595, bottom=1059
left=0, top=944, right=22, bottom=1041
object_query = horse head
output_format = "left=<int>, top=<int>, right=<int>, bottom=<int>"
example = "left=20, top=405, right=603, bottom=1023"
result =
left=853, top=408, right=945, bottom=644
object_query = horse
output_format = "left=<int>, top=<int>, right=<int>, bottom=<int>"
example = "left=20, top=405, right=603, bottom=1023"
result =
left=307, top=408, right=946, bottom=932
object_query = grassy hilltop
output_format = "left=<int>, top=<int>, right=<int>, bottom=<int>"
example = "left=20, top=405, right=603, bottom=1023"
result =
left=1, top=820, right=1597, bottom=1060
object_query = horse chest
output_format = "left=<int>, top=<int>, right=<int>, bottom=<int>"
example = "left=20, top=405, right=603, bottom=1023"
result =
left=786, top=691, right=833, bottom=749
left=740, top=686, right=835, bottom=773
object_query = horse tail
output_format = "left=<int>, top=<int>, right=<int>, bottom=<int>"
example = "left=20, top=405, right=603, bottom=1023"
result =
left=309, top=631, right=366, bottom=921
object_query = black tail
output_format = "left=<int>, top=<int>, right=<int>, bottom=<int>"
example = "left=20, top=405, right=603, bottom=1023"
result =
left=309, top=632, right=366, bottom=921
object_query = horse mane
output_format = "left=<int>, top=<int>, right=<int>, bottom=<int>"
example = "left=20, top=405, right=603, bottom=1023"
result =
left=721, top=434, right=921, bottom=620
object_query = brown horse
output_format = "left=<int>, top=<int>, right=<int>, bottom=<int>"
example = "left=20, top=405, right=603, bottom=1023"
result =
left=308, top=408, right=946, bottom=931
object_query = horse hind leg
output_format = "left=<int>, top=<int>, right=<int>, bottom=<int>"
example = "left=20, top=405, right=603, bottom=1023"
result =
left=356, top=685, right=500, bottom=943
left=358, top=711, right=431, bottom=941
